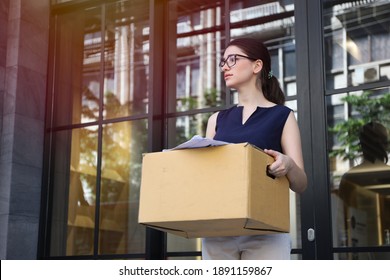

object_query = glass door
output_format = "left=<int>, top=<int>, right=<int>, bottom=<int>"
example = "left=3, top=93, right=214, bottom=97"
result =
left=323, top=0, right=390, bottom=259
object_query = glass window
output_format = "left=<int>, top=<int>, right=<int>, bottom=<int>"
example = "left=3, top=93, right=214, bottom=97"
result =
left=167, top=233, right=201, bottom=258
left=49, top=123, right=148, bottom=257
left=49, top=120, right=147, bottom=256
left=51, top=2, right=149, bottom=128
left=47, top=0, right=149, bottom=258
left=286, top=82, right=297, bottom=97
left=324, top=0, right=390, bottom=259
left=284, top=48, right=296, bottom=78
left=323, top=1, right=390, bottom=90
left=328, top=88, right=390, bottom=258
left=50, top=126, right=98, bottom=256
left=167, top=113, right=212, bottom=149
left=99, top=120, right=147, bottom=255
left=104, top=2, right=149, bottom=119
left=167, top=0, right=227, bottom=114
left=52, top=7, right=102, bottom=126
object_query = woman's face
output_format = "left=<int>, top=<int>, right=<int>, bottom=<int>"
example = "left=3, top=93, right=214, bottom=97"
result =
left=221, top=46, right=260, bottom=90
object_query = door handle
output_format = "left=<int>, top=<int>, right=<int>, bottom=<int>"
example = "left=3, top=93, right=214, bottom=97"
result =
left=307, top=228, right=315, bottom=242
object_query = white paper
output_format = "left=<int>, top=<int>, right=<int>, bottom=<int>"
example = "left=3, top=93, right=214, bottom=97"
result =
left=164, top=135, right=229, bottom=151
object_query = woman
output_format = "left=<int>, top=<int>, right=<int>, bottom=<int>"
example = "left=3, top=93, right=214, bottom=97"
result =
left=202, top=37, right=307, bottom=260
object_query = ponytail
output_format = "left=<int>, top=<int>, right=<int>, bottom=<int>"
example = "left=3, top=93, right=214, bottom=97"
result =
left=258, top=70, right=285, bottom=105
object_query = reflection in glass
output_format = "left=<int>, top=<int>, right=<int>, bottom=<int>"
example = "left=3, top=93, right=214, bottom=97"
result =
left=338, top=122, right=389, bottom=246
left=66, top=126, right=99, bottom=256
left=49, top=126, right=98, bottom=256
left=80, top=11, right=102, bottom=124
left=323, top=1, right=390, bottom=90
left=167, top=233, right=201, bottom=255
left=99, top=120, right=147, bottom=255
left=49, top=1, right=150, bottom=257
left=104, top=2, right=149, bottom=118
left=168, top=0, right=226, bottom=113
left=167, top=113, right=212, bottom=149
left=52, top=7, right=102, bottom=126
left=328, top=89, right=390, bottom=258
left=52, top=2, right=150, bottom=127
left=49, top=120, right=148, bottom=256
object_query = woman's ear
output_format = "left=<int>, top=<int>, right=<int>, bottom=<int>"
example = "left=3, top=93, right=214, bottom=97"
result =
left=253, top=59, right=263, bottom=74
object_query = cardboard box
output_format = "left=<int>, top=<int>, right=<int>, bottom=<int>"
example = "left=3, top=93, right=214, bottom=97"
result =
left=138, top=143, right=290, bottom=238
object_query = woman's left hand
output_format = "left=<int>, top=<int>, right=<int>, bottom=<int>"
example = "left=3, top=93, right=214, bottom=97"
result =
left=263, top=149, right=292, bottom=178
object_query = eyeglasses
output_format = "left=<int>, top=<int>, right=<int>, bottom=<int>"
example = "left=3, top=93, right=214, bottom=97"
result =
left=219, top=54, right=258, bottom=68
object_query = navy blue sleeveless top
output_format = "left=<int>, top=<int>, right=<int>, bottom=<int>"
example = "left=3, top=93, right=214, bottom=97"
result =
left=214, top=105, right=292, bottom=152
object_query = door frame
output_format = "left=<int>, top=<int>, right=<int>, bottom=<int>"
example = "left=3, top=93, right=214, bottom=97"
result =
left=295, top=0, right=333, bottom=259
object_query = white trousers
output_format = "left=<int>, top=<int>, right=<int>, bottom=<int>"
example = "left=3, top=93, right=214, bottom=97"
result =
left=202, top=233, right=291, bottom=260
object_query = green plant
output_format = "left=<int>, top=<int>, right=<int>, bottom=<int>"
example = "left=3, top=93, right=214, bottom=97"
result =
left=329, top=91, right=390, bottom=161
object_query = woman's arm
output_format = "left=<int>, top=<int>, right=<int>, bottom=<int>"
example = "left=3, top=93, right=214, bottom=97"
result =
left=205, top=112, right=219, bottom=139
left=264, top=111, right=308, bottom=193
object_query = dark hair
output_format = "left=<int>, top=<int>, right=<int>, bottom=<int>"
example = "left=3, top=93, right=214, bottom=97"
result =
left=359, top=121, right=389, bottom=163
left=226, top=37, right=285, bottom=105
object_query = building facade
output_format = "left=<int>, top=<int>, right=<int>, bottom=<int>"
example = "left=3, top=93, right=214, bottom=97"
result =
left=0, top=0, right=389, bottom=260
